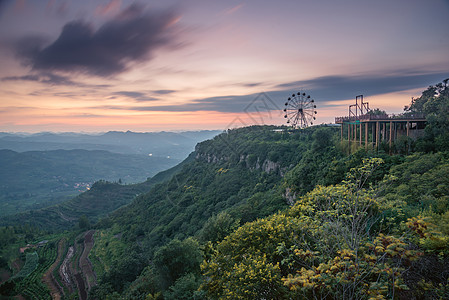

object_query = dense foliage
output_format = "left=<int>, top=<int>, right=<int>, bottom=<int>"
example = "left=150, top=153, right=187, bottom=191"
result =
left=405, top=78, right=449, bottom=152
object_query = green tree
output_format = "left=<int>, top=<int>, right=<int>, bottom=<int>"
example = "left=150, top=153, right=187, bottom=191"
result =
left=368, top=108, right=387, bottom=116
left=311, top=126, right=334, bottom=151
left=153, top=237, right=202, bottom=289
left=78, top=215, right=90, bottom=230
left=198, top=212, right=239, bottom=243
left=405, top=79, right=449, bottom=152
left=164, top=273, right=203, bottom=300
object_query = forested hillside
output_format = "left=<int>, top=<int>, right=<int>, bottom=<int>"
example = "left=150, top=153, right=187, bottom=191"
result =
left=88, top=80, right=449, bottom=299
left=1, top=80, right=448, bottom=299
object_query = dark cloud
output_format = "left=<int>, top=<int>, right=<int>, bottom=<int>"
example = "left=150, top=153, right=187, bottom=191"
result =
left=15, top=4, right=180, bottom=76
left=241, top=82, right=264, bottom=87
left=276, top=71, right=449, bottom=101
left=2, top=72, right=110, bottom=88
left=122, top=71, right=448, bottom=113
left=128, top=93, right=278, bottom=113
left=3, top=73, right=82, bottom=86
left=152, top=89, right=176, bottom=94
left=114, top=91, right=158, bottom=102
left=0, top=0, right=12, bottom=15
left=45, top=0, right=69, bottom=17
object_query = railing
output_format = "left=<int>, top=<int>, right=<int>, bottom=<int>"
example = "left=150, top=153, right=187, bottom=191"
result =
left=335, top=113, right=426, bottom=123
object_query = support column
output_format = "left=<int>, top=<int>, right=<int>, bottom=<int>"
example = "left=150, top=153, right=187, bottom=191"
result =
left=349, top=124, right=350, bottom=141
left=406, top=121, right=410, bottom=155
left=376, top=121, right=379, bottom=150
left=359, top=122, right=362, bottom=146
left=388, top=121, right=393, bottom=151
left=365, top=122, right=368, bottom=150
left=348, top=123, right=351, bottom=147
left=394, top=122, right=397, bottom=142
left=353, top=123, right=356, bottom=146
left=341, top=123, right=343, bottom=142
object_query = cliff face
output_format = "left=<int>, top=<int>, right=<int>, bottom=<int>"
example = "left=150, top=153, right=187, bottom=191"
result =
left=195, top=151, right=283, bottom=175
left=192, top=126, right=302, bottom=176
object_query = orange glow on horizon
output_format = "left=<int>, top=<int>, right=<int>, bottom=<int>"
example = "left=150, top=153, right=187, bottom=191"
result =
left=0, top=88, right=422, bottom=133
left=0, top=109, right=286, bottom=133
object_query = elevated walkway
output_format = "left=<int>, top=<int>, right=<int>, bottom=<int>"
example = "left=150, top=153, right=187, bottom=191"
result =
left=335, top=96, right=426, bottom=151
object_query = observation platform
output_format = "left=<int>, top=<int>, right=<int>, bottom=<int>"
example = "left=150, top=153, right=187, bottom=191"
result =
left=335, top=95, right=426, bottom=151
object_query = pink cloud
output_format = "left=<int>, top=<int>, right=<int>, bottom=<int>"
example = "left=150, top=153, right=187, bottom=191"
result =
left=95, top=0, right=122, bottom=16
left=223, top=3, right=243, bottom=16
left=14, top=0, right=27, bottom=12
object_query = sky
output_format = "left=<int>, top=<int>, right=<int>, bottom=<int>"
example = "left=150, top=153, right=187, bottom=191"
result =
left=0, top=0, right=448, bottom=133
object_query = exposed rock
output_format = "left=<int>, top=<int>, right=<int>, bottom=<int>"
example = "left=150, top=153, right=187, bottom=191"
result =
left=284, top=187, right=296, bottom=206
left=262, top=159, right=279, bottom=173
left=196, top=151, right=285, bottom=176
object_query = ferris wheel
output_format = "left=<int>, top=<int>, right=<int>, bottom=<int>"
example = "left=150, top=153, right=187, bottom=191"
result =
left=283, top=91, right=317, bottom=128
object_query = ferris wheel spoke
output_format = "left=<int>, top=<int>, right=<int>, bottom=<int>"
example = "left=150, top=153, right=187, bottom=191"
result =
left=284, top=91, right=317, bottom=128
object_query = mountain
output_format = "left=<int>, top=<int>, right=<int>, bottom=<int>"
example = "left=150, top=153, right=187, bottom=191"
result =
left=0, top=149, right=178, bottom=217
left=0, top=130, right=220, bottom=159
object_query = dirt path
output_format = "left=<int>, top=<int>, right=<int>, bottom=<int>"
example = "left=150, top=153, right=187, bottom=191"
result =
left=42, top=239, right=65, bottom=300
left=60, top=245, right=74, bottom=292
left=79, top=230, right=96, bottom=291
left=74, top=273, right=87, bottom=300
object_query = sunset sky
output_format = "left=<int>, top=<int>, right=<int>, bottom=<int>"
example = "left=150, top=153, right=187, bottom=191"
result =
left=0, top=0, right=448, bottom=132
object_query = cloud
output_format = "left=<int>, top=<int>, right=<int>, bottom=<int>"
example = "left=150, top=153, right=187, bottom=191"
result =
left=240, top=82, right=264, bottom=88
left=46, top=0, right=69, bottom=16
left=276, top=71, right=449, bottom=101
left=95, top=0, right=121, bottom=16
left=152, top=89, right=176, bottom=95
left=15, top=3, right=181, bottom=76
left=2, top=72, right=111, bottom=88
left=223, top=4, right=244, bottom=16
left=120, top=71, right=448, bottom=113
left=114, top=91, right=158, bottom=102
left=125, top=93, right=279, bottom=113
left=3, top=72, right=82, bottom=86
left=0, top=0, right=12, bottom=15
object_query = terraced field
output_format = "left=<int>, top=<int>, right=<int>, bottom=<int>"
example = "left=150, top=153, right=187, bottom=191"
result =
left=58, top=230, right=97, bottom=300
left=0, top=231, right=97, bottom=299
